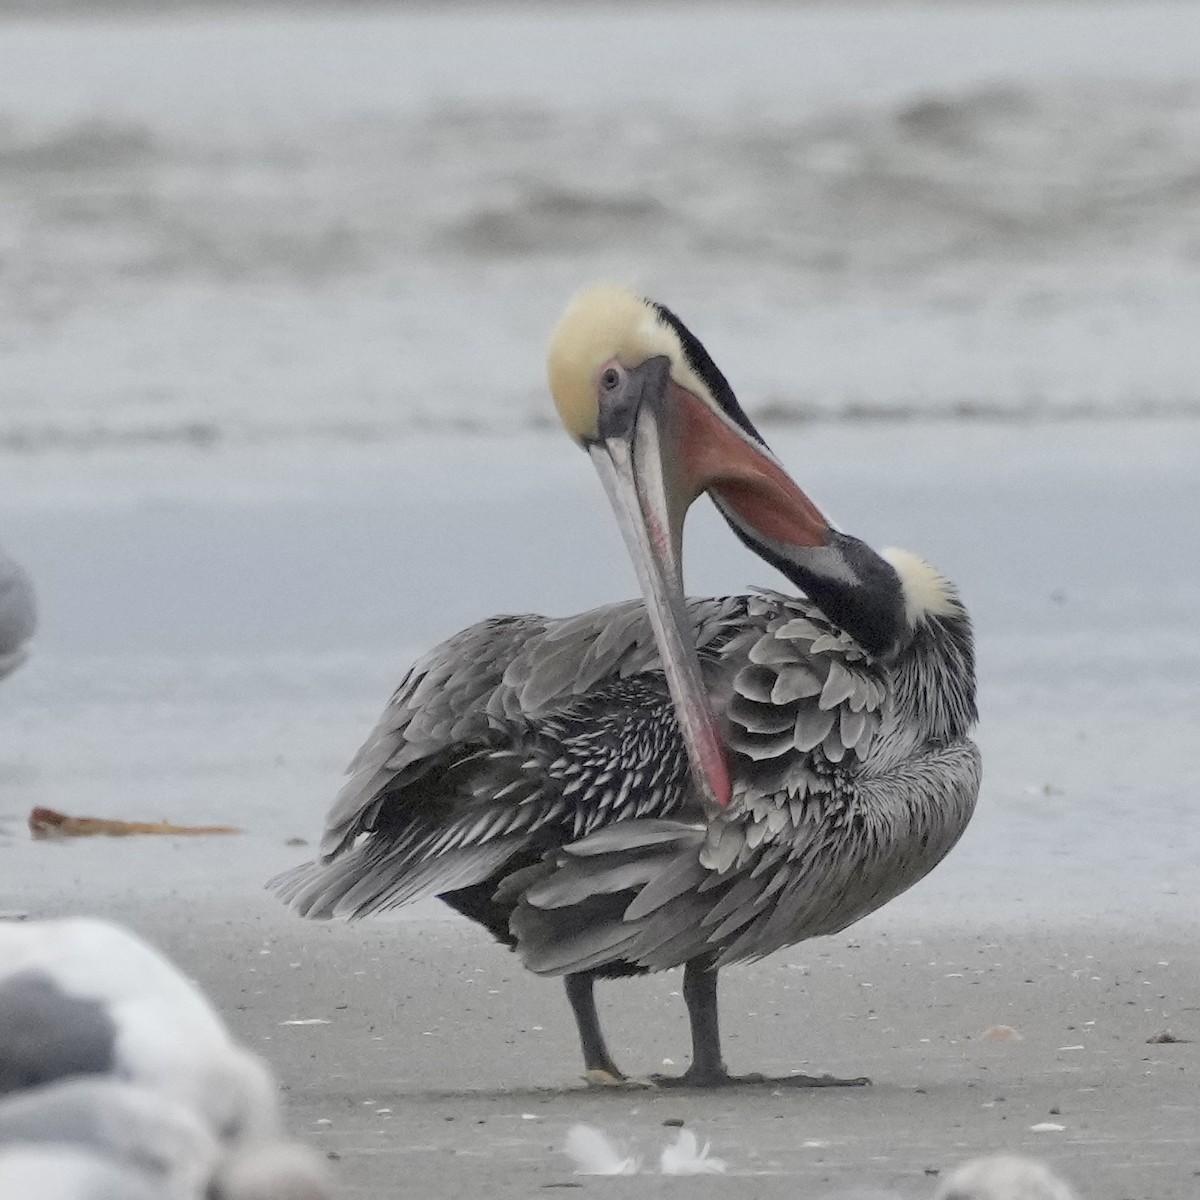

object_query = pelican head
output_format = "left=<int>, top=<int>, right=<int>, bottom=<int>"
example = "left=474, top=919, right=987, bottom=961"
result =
left=551, top=287, right=980, bottom=814
left=547, top=288, right=969, bottom=806
left=549, top=286, right=855, bottom=815
left=548, top=286, right=832, bottom=552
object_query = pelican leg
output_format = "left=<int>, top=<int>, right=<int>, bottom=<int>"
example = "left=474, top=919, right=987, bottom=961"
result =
left=651, top=955, right=728, bottom=1086
left=656, top=956, right=872, bottom=1088
left=565, top=972, right=625, bottom=1085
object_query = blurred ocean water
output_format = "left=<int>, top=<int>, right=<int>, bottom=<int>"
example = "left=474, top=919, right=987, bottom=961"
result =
left=1, top=3, right=1200, bottom=449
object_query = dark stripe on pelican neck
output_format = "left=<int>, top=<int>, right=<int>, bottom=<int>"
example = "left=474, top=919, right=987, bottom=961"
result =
left=648, top=301, right=766, bottom=448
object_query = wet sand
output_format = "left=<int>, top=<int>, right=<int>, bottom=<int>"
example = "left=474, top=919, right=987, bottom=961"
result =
left=0, top=421, right=1197, bottom=1195
left=29, top=894, right=1188, bottom=1200
left=2, top=423, right=1198, bottom=1196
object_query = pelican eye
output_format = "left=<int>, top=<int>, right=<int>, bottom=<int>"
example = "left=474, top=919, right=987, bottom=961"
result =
left=600, top=366, right=621, bottom=391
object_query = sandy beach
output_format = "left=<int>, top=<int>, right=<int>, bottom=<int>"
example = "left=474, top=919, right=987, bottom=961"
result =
left=12, top=898, right=1195, bottom=1200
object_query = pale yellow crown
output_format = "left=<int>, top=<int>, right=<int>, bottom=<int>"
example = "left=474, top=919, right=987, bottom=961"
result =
left=546, top=285, right=708, bottom=442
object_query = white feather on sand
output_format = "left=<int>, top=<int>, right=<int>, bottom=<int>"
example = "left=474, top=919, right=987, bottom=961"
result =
left=563, top=1125, right=638, bottom=1176
left=935, top=1155, right=1076, bottom=1200
left=563, top=1124, right=730, bottom=1177
left=659, top=1128, right=728, bottom=1176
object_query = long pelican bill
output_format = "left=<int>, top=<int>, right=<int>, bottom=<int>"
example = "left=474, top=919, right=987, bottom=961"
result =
left=583, top=351, right=841, bottom=818
left=585, top=355, right=733, bottom=816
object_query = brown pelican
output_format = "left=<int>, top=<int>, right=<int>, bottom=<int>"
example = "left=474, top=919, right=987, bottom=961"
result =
left=275, top=286, right=980, bottom=1087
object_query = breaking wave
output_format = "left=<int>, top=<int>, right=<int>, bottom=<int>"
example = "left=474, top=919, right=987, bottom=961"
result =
left=6, top=83, right=1200, bottom=280
left=3, top=75, right=1200, bottom=447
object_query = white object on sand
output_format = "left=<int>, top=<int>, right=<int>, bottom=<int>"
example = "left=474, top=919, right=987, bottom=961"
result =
left=0, top=1145, right=165, bottom=1200
left=935, top=1154, right=1076, bottom=1200
left=0, top=1079, right=219, bottom=1200
left=0, top=548, right=35, bottom=682
left=0, top=917, right=281, bottom=1147
left=563, top=1124, right=729, bottom=1177
left=0, top=918, right=336, bottom=1200
left=563, top=1124, right=639, bottom=1175
left=210, top=1141, right=335, bottom=1200
left=659, top=1127, right=727, bottom=1175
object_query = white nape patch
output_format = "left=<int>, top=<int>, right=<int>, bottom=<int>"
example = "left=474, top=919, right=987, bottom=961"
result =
left=882, top=547, right=961, bottom=625
left=546, top=284, right=710, bottom=442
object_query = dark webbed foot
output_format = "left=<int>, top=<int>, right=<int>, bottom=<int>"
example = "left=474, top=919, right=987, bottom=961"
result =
left=668, top=958, right=869, bottom=1088
left=651, top=1068, right=871, bottom=1089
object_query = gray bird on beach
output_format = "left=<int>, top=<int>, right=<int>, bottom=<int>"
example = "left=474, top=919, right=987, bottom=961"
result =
left=275, top=286, right=980, bottom=1086
left=0, top=1145, right=167, bottom=1200
left=0, top=919, right=334, bottom=1200
left=0, top=918, right=279, bottom=1139
left=0, top=1079, right=220, bottom=1200
left=0, top=547, right=36, bottom=683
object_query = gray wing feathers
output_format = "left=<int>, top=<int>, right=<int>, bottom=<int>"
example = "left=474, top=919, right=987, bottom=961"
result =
left=274, top=836, right=529, bottom=920
left=318, top=598, right=743, bottom=859
left=323, top=615, right=549, bottom=854
left=621, top=854, right=708, bottom=921
left=512, top=821, right=707, bottom=975
left=280, top=596, right=744, bottom=920
left=283, top=584, right=979, bottom=981
left=725, top=604, right=887, bottom=775
left=513, top=738, right=978, bottom=975
left=276, top=743, right=556, bottom=918
left=525, top=859, right=667, bottom=910
left=558, top=819, right=701, bottom=858
left=504, top=596, right=745, bottom=710
left=510, top=595, right=978, bottom=975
